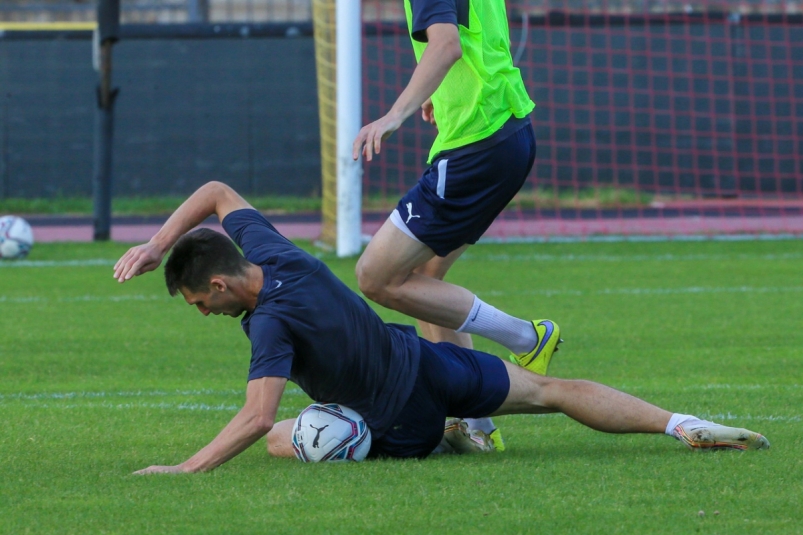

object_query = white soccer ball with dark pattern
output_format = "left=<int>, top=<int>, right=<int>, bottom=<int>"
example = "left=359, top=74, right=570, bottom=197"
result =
left=0, top=215, right=34, bottom=260
left=292, top=403, right=371, bottom=462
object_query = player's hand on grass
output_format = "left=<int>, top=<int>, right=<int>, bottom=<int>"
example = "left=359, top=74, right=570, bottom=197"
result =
left=113, top=241, right=166, bottom=282
left=421, top=98, right=437, bottom=127
left=133, top=464, right=188, bottom=475
left=352, top=112, right=403, bottom=162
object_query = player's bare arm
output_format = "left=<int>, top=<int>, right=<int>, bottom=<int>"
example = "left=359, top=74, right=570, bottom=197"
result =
left=113, top=181, right=253, bottom=282
left=352, top=23, right=460, bottom=162
left=134, top=376, right=287, bottom=474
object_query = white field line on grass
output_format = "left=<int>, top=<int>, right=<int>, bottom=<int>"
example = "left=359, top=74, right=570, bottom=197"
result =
left=2, top=252, right=803, bottom=269
left=25, top=401, right=244, bottom=411
left=461, top=251, right=803, bottom=263
left=0, top=259, right=116, bottom=268
left=0, top=387, right=305, bottom=401
left=4, top=286, right=803, bottom=305
left=1, top=387, right=799, bottom=422
left=480, top=285, right=803, bottom=298
left=4, top=400, right=799, bottom=422
left=2, top=385, right=796, bottom=402
left=5, top=401, right=303, bottom=416
left=0, top=294, right=171, bottom=304
left=698, top=413, right=802, bottom=423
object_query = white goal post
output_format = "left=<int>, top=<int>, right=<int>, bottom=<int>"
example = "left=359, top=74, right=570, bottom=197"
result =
left=334, top=0, right=363, bottom=257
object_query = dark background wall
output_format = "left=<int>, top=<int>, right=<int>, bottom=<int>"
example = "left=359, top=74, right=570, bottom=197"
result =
left=0, top=31, right=321, bottom=198
left=2, top=16, right=801, bottom=201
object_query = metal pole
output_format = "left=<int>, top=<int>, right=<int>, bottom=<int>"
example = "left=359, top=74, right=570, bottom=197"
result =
left=92, top=0, right=120, bottom=241
left=1, top=92, right=8, bottom=200
left=92, top=41, right=117, bottom=240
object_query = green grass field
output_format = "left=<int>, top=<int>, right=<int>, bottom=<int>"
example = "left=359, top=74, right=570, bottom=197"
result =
left=1, top=239, right=802, bottom=534
left=0, top=187, right=657, bottom=217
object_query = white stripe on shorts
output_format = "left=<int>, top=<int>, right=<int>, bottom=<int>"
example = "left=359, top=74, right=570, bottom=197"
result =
left=436, top=159, right=448, bottom=199
left=389, top=209, right=422, bottom=243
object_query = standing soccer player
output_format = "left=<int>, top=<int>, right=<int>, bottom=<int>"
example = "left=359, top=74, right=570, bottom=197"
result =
left=353, top=1, right=546, bottom=443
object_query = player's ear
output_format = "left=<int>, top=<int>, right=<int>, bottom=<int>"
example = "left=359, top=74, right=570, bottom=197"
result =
left=209, top=277, right=227, bottom=293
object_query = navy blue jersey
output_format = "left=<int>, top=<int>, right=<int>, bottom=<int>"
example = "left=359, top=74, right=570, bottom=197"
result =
left=221, top=209, right=421, bottom=436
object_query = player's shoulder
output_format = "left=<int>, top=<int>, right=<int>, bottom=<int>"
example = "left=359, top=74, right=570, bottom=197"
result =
left=222, top=209, right=297, bottom=256
left=244, top=307, right=291, bottom=337
left=408, top=0, right=458, bottom=24
left=222, top=207, right=273, bottom=231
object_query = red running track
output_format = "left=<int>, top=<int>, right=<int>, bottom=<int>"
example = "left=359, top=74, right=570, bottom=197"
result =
left=31, top=217, right=803, bottom=243
left=31, top=223, right=323, bottom=243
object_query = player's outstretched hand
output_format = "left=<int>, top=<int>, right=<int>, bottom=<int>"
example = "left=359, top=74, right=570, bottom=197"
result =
left=133, top=464, right=187, bottom=475
left=113, top=241, right=165, bottom=283
left=352, top=112, right=403, bottom=162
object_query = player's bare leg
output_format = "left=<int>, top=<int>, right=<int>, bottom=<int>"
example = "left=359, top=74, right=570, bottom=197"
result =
left=491, top=361, right=770, bottom=450
left=357, top=219, right=540, bottom=356
left=411, top=245, right=472, bottom=345
left=266, top=419, right=296, bottom=458
left=357, top=220, right=472, bottom=329
left=493, top=361, right=670, bottom=432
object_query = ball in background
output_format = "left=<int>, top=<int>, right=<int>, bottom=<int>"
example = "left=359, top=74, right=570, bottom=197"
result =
left=292, top=403, right=372, bottom=462
left=0, top=215, right=34, bottom=259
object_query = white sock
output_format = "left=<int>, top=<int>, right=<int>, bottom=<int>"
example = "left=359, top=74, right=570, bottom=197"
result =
left=464, top=417, right=496, bottom=435
left=665, top=413, right=714, bottom=436
left=456, top=296, right=537, bottom=355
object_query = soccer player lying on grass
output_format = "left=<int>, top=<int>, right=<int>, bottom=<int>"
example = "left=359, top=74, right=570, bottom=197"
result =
left=113, top=182, right=769, bottom=474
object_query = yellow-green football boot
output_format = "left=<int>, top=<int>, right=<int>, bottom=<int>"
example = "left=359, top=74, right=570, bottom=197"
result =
left=509, top=319, right=563, bottom=375
left=489, top=428, right=506, bottom=452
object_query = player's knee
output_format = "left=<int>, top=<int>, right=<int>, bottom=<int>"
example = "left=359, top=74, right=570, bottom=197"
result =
left=536, top=377, right=596, bottom=411
left=356, top=256, right=394, bottom=304
left=266, top=443, right=281, bottom=457
left=505, top=364, right=558, bottom=411
left=531, top=375, right=562, bottom=407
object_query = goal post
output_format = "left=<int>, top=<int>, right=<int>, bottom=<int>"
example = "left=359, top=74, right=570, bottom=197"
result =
left=312, top=0, right=362, bottom=257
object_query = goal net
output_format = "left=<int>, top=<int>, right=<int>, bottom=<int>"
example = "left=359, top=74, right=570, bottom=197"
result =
left=320, top=0, right=803, bottom=253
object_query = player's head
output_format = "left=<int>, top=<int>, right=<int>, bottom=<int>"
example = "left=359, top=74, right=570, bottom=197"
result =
left=164, top=228, right=251, bottom=317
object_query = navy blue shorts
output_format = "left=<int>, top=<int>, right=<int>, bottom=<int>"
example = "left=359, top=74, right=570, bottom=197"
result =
left=368, top=339, right=510, bottom=459
left=392, top=123, right=536, bottom=257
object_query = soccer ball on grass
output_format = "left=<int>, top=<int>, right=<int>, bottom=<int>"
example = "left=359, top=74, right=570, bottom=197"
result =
left=292, top=403, right=371, bottom=462
left=0, top=216, right=34, bottom=259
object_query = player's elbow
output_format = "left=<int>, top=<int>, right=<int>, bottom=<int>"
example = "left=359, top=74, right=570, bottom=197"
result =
left=244, top=408, right=275, bottom=436
left=202, top=180, right=234, bottom=197
left=427, top=24, right=462, bottom=65
left=442, top=38, right=462, bottom=64
left=253, top=416, right=275, bottom=436
left=436, top=33, right=462, bottom=64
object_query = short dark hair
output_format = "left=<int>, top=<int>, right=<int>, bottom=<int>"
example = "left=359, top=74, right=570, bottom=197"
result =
left=164, top=228, right=250, bottom=296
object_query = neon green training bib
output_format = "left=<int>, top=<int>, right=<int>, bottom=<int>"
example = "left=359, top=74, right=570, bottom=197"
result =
left=404, top=0, right=535, bottom=162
